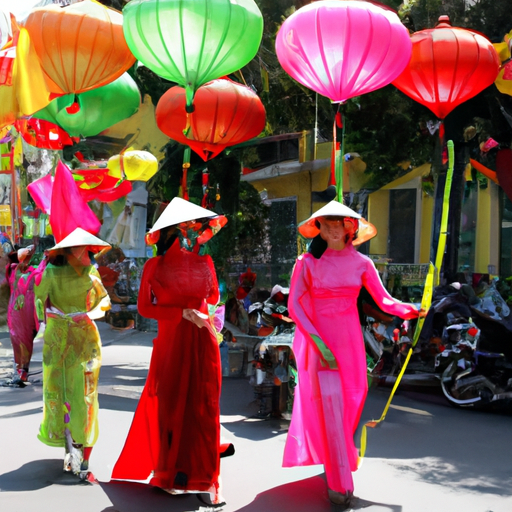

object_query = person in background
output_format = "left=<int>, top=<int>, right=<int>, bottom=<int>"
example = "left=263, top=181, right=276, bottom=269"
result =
left=283, top=200, right=421, bottom=509
left=4, top=245, right=47, bottom=387
left=34, top=228, right=111, bottom=480
left=112, top=197, right=231, bottom=507
left=0, top=233, right=15, bottom=337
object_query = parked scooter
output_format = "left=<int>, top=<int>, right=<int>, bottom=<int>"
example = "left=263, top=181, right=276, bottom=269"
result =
left=248, top=285, right=297, bottom=418
left=433, top=281, right=512, bottom=407
left=365, top=279, right=512, bottom=409
left=361, top=289, right=438, bottom=389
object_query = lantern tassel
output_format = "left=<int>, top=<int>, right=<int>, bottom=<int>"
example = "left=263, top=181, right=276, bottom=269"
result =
left=330, top=104, right=345, bottom=203
left=65, top=94, right=81, bottom=115
left=181, top=147, right=191, bottom=201
left=439, top=120, right=447, bottom=165
left=185, top=86, right=195, bottom=113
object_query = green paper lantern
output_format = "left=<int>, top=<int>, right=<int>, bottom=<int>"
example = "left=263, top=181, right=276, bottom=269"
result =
left=33, top=73, right=141, bottom=137
left=122, top=0, right=263, bottom=111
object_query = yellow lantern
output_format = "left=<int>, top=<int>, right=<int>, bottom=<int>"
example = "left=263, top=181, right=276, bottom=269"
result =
left=107, top=150, right=158, bottom=182
left=494, top=30, right=512, bottom=96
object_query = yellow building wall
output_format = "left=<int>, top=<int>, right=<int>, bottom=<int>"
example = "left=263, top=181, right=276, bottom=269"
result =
left=316, top=142, right=332, bottom=160
left=249, top=167, right=331, bottom=224
left=101, top=94, right=170, bottom=161
left=475, top=181, right=500, bottom=274
left=369, top=188, right=433, bottom=262
left=368, top=190, right=389, bottom=255
left=313, top=142, right=369, bottom=192
left=419, top=193, right=434, bottom=263
left=489, top=183, right=500, bottom=273
left=369, top=164, right=433, bottom=262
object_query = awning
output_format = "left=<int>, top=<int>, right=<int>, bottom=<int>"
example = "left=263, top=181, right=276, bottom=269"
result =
left=241, top=158, right=330, bottom=182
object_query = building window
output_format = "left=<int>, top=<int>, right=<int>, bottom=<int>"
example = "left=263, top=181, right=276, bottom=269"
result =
left=458, top=180, right=478, bottom=273
left=501, top=190, right=512, bottom=277
left=388, top=189, right=416, bottom=264
left=269, top=197, right=297, bottom=285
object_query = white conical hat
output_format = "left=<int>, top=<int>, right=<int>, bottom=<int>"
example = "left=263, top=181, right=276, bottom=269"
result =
left=149, top=196, right=218, bottom=233
left=298, top=200, right=377, bottom=245
left=309, top=200, right=361, bottom=221
left=49, top=227, right=110, bottom=252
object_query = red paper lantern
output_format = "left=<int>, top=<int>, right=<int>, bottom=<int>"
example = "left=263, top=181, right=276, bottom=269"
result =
left=23, top=0, right=135, bottom=95
left=496, top=149, right=512, bottom=203
left=73, top=168, right=133, bottom=203
left=392, top=16, right=500, bottom=119
left=155, top=79, right=266, bottom=161
left=15, top=118, right=78, bottom=150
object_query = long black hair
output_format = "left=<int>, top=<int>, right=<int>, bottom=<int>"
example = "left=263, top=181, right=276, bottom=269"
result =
left=156, top=226, right=179, bottom=256
left=50, top=247, right=96, bottom=266
left=308, top=234, right=327, bottom=259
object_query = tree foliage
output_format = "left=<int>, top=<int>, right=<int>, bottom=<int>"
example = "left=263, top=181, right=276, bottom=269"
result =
left=248, top=0, right=512, bottom=189
left=342, top=87, right=438, bottom=188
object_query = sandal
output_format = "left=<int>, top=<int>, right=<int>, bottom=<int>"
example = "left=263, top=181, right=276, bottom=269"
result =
left=197, top=494, right=226, bottom=509
left=328, top=489, right=354, bottom=508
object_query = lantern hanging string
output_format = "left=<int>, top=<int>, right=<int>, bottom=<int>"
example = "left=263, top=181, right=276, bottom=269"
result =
left=179, top=118, right=194, bottom=200
left=181, top=147, right=191, bottom=201
left=439, top=120, right=445, bottom=148
left=118, top=148, right=126, bottom=181
left=331, top=103, right=345, bottom=203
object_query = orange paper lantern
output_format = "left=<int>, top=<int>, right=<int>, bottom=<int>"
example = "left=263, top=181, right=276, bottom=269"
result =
left=0, top=14, right=62, bottom=128
left=155, top=79, right=266, bottom=161
left=23, top=0, right=135, bottom=95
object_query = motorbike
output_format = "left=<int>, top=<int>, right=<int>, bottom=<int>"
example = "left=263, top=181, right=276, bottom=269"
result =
left=247, top=285, right=297, bottom=418
left=364, top=279, right=512, bottom=409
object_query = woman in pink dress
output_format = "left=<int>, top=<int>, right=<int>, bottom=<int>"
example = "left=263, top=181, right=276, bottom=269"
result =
left=4, top=245, right=46, bottom=386
left=283, top=200, right=420, bottom=508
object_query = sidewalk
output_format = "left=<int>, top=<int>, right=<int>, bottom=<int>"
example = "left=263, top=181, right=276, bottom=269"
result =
left=1, top=321, right=511, bottom=512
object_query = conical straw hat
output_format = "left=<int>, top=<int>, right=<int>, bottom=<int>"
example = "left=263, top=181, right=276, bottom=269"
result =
left=298, top=200, right=377, bottom=245
left=49, top=227, right=110, bottom=253
left=149, top=196, right=218, bottom=233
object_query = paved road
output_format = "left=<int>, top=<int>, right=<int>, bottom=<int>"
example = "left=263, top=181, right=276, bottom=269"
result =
left=0, top=322, right=511, bottom=512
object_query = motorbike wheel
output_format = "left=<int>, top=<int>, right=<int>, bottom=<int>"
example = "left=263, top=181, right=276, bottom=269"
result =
left=440, top=361, right=484, bottom=407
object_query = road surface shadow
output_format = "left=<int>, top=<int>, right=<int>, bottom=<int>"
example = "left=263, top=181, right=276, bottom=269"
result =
left=360, top=387, right=512, bottom=495
left=99, top=480, right=208, bottom=512
left=235, top=475, right=402, bottom=512
left=0, top=459, right=94, bottom=491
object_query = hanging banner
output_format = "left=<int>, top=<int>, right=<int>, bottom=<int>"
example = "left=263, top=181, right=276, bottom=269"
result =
left=99, top=182, right=149, bottom=258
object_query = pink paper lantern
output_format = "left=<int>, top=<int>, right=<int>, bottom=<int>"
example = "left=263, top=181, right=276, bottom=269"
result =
left=50, top=161, right=101, bottom=243
left=275, top=0, right=412, bottom=103
left=27, top=173, right=53, bottom=214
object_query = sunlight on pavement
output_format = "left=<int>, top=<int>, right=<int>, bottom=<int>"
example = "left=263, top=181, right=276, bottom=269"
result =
left=389, top=404, right=433, bottom=416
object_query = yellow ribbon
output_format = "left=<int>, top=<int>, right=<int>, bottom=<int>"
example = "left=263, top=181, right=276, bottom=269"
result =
left=434, top=140, right=455, bottom=286
left=358, top=262, right=434, bottom=461
left=359, top=140, right=455, bottom=458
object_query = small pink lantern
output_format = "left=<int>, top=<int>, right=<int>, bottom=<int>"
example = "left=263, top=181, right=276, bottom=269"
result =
left=275, top=0, right=412, bottom=103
